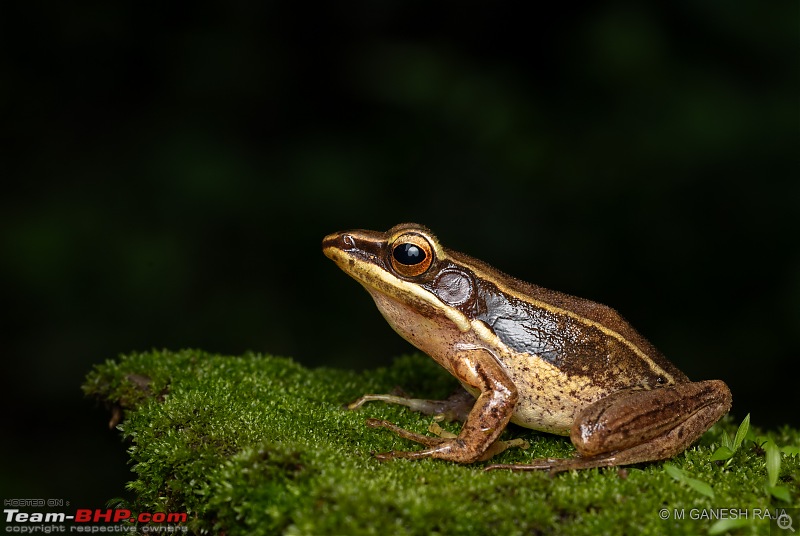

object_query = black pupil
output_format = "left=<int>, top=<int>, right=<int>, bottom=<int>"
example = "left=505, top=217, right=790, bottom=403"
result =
left=393, top=243, right=425, bottom=265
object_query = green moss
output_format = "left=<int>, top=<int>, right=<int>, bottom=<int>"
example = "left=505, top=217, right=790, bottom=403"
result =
left=84, top=350, right=799, bottom=535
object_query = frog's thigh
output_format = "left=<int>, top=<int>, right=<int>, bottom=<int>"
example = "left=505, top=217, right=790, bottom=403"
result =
left=572, top=380, right=732, bottom=460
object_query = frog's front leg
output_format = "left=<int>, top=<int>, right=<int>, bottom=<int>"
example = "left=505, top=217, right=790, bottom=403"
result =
left=353, top=347, right=518, bottom=464
left=487, top=379, right=732, bottom=473
left=348, top=388, right=475, bottom=423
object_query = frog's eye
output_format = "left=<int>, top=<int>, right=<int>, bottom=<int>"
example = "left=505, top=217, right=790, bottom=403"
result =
left=390, top=234, right=433, bottom=277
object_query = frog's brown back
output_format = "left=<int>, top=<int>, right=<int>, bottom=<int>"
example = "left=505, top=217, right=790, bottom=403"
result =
left=445, top=248, right=690, bottom=386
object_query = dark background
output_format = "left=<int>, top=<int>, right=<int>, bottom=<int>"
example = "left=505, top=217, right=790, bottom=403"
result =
left=1, top=2, right=797, bottom=508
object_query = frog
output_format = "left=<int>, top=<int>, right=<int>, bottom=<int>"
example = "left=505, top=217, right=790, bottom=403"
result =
left=322, top=223, right=732, bottom=472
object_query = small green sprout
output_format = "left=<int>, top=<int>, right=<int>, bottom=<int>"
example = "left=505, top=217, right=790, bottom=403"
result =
left=710, top=413, right=749, bottom=468
left=763, top=439, right=791, bottom=502
left=664, top=463, right=715, bottom=498
left=709, top=413, right=794, bottom=502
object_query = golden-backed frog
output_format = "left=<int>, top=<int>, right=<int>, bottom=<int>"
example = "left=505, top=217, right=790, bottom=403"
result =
left=322, top=223, right=732, bottom=472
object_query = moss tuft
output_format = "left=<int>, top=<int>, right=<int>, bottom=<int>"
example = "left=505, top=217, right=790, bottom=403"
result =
left=84, top=350, right=800, bottom=535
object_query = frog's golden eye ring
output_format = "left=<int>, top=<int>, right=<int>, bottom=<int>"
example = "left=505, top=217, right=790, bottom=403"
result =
left=390, top=233, right=434, bottom=277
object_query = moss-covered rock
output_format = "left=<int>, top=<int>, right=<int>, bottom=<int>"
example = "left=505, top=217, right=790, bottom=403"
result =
left=84, top=350, right=799, bottom=535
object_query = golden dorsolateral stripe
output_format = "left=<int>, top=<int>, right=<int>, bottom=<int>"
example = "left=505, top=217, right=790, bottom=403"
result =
left=325, top=240, right=674, bottom=384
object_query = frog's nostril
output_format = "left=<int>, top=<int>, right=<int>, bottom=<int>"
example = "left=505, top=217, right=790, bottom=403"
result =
left=322, top=232, right=359, bottom=260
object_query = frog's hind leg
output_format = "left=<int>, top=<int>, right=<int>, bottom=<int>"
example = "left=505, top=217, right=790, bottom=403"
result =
left=347, top=388, right=475, bottom=422
left=486, top=380, right=732, bottom=473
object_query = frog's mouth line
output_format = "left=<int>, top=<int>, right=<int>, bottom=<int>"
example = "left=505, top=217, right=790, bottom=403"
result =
left=324, top=244, right=472, bottom=333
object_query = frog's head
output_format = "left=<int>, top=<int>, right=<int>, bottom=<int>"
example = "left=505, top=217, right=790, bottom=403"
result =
left=322, top=223, right=475, bottom=333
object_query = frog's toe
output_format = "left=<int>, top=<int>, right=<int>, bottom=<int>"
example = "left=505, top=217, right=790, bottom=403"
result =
left=484, top=454, right=619, bottom=473
left=365, top=418, right=449, bottom=447
left=371, top=450, right=398, bottom=461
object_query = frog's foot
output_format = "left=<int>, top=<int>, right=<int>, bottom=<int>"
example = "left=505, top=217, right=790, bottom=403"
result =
left=366, top=418, right=528, bottom=462
left=485, top=454, right=619, bottom=474
left=366, top=418, right=450, bottom=448
left=365, top=418, right=449, bottom=461
left=347, top=389, right=474, bottom=422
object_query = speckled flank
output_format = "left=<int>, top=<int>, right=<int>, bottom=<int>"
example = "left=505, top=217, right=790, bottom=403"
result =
left=469, top=318, right=601, bottom=434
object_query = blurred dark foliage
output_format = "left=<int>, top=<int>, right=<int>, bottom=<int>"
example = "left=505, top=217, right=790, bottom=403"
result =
left=1, top=2, right=796, bottom=506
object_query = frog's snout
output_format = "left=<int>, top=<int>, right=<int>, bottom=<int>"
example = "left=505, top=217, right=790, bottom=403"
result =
left=322, top=232, right=353, bottom=260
